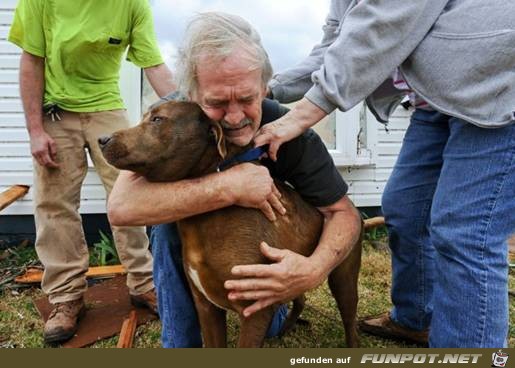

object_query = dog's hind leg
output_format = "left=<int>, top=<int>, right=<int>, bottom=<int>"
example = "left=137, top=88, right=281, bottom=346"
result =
left=189, top=284, right=227, bottom=347
left=237, top=307, right=275, bottom=347
left=328, top=242, right=362, bottom=348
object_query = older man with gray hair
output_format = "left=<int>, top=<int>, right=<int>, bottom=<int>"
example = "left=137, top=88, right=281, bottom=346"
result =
left=108, top=12, right=362, bottom=347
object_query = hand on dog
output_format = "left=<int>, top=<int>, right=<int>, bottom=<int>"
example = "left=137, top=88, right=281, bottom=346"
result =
left=225, top=241, right=324, bottom=317
left=227, top=163, right=286, bottom=221
left=254, top=115, right=306, bottom=162
left=30, top=130, right=58, bottom=168
left=254, top=98, right=327, bottom=162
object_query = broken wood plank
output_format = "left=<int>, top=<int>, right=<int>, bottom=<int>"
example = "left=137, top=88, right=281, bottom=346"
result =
left=117, top=310, right=138, bottom=348
left=14, top=264, right=126, bottom=284
left=364, top=216, right=385, bottom=230
left=84, top=265, right=126, bottom=279
left=0, top=185, right=29, bottom=211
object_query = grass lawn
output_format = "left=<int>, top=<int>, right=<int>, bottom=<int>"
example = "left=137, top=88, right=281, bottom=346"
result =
left=0, top=234, right=513, bottom=348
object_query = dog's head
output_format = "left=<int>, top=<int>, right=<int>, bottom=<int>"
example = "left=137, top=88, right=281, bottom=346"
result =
left=99, top=101, right=227, bottom=182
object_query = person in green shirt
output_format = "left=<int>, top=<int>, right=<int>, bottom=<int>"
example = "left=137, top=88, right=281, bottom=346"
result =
left=8, top=0, right=175, bottom=344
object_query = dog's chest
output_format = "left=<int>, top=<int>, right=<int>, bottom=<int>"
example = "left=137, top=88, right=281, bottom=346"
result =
left=178, top=220, right=234, bottom=310
left=186, top=264, right=228, bottom=310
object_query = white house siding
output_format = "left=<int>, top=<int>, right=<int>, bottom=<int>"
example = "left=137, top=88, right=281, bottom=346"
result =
left=0, top=0, right=141, bottom=215
left=342, top=106, right=411, bottom=208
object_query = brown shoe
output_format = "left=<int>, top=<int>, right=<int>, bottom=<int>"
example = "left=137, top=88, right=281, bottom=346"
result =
left=44, top=298, right=86, bottom=344
left=130, top=289, right=158, bottom=315
left=358, top=312, right=428, bottom=346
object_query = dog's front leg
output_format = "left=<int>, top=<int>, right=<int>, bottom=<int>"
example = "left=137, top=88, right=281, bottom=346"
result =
left=237, top=307, right=275, bottom=348
left=188, top=278, right=227, bottom=347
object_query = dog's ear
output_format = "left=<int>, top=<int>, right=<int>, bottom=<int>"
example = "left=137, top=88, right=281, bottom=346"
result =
left=209, top=122, right=227, bottom=159
left=195, top=103, right=227, bottom=159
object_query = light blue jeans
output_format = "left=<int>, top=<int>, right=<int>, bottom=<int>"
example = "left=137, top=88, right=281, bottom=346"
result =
left=151, top=222, right=288, bottom=348
left=382, top=109, right=514, bottom=347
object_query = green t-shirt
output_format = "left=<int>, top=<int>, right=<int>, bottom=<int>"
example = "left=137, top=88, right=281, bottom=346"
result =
left=8, top=0, right=163, bottom=112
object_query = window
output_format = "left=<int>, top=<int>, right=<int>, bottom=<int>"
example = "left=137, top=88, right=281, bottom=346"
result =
left=311, top=103, right=378, bottom=167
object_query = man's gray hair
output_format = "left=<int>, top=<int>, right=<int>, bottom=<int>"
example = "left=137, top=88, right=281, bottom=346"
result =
left=175, top=12, right=273, bottom=96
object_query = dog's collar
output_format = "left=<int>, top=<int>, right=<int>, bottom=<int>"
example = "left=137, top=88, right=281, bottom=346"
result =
left=217, top=146, right=266, bottom=172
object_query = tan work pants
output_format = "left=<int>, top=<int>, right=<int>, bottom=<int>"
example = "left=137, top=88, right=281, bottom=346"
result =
left=33, top=109, right=153, bottom=304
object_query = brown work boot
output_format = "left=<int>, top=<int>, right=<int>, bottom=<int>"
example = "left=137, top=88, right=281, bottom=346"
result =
left=358, top=312, right=429, bottom=346
left=130, top=289, right=158, bottom=315
left=44, top=298, right=86, bottom=344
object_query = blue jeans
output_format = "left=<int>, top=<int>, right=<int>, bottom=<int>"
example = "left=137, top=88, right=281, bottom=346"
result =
left=382, top=109, right=514, bottom=347
left=151, top=223, right=288, bottom=348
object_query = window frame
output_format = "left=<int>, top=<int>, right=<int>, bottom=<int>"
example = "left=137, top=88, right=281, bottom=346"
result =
left=329, top=102, right=378, bottom=167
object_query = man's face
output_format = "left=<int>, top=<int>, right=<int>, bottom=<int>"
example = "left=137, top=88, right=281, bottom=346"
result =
left=193, top=49, right=267, bottom=147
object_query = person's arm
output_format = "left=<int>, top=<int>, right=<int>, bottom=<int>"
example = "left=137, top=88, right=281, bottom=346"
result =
left=268, top=0, right=353, bottom=103
left=143, top=63, right=176, bottom=98
left=107, top=163, right=286, bottom=226
left=127, top=0, right=174, bottom=97
left=224, top=195, right=362, bottom=317
left=19, top=51, right=58, bottom=168
left=257, top=0, right=449, bottom=160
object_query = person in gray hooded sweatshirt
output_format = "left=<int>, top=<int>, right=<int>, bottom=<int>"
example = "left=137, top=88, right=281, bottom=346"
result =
left=224, top=0, right=515, bottom=348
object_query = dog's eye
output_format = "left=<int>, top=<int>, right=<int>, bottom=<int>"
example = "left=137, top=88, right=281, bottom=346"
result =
left=151, top=116, right=164, bottom=124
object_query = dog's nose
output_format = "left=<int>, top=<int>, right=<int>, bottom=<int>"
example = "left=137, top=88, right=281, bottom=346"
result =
left=98, top=136, right=112, bottom=148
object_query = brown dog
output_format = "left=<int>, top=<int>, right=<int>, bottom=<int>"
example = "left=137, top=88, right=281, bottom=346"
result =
left=99, top=101, right=362, bottom=347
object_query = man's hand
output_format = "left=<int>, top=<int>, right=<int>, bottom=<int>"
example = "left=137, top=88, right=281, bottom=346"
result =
left=30, top=130, right=58, bottom=168
left=224, top=242, right=324, bottom=317
left=254, top=98, right=327, bottom=161
left=225, top=163, right=286, bottom=221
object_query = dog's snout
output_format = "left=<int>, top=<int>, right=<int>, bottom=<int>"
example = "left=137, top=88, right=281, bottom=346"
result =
left=98, top=136, right=112, bottom=148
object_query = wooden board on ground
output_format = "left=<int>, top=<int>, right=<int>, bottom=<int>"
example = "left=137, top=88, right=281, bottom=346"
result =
left=0, top=185, right=29, bottom=211
left=363, top=216, right=385, bottom=230
left=33, top=276, right=157, bottom=348
left=15, top=265, right=126, bottom=284
left=117, top=310, right=138, bottom=348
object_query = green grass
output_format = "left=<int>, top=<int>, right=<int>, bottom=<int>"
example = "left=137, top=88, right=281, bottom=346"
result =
left=89, top=231, right=120, bottom=267
left=0, top=240, right=38, bottom=269
left=1, top=233, right=513, bottom=348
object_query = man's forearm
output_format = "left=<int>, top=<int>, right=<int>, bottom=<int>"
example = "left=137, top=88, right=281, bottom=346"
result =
left=108, top=170, right=234, bottom=226
left=19, top=51, right=45, bottom=134
left=109, top=162, right=282, bottom=226
left=310, top=196, right=362, bottom=283
left=144, top=63, right=176, bottom=98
